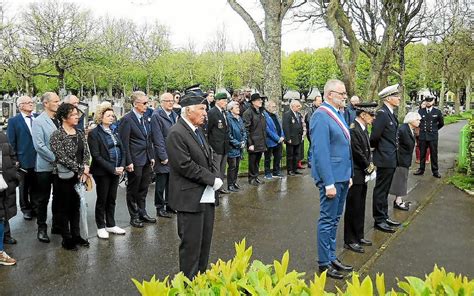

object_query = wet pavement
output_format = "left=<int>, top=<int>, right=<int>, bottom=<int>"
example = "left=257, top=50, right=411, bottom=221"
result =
left=0, top=120, right=470, bottom=295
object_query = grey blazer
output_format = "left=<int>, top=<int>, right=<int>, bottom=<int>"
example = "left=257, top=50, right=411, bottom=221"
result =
left=32, top=111, right=57, bottom=172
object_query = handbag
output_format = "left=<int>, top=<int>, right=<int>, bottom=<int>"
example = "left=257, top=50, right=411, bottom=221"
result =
left=57, top=163, right=74, bottom=179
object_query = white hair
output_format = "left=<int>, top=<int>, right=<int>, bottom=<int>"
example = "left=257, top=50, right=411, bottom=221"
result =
left=403, top=111, right=421, bottom=124
left=131, top=91, right=147, bottom=104
left=323, top=79, right=344, bottom=99
left=160, top=92, right=173, bottom=103
left=350, top=96, right=360, bottom=104
left=63, top=95, right=79, bottom=103
left=289, top=99, right=301, bottom=108
left=227, top=101, right=239, bottom=111
left=16, top=96, right=32, bottom=107
left=181, top=106, right=189, bottom=119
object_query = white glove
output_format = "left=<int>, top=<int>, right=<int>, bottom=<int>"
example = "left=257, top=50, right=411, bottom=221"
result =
left=213, top=178, right=223, bottom=191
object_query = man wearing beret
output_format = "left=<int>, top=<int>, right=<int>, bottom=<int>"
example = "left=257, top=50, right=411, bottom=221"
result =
left=166, top=92, right=222, bottom=279
left=369, top=84, right=401, bottom=233
left=414, top=95, right=444, bottom=178
left=343, top=102, right=377, bottom=254
left=207, top=92, right=230, bottom=194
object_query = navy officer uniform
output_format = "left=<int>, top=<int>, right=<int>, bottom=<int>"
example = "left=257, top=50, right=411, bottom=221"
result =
left=414, top=95, right=444, bottom=178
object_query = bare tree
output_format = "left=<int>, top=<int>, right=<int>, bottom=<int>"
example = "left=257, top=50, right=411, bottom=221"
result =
left=228, top=0, right=295, bottom=100
left=206, top=24, right=228, bottom=89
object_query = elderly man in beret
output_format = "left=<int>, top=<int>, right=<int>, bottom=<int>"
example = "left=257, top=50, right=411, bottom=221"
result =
left=369, top=84, right=401, bottom=234
left=207, top=92, right=230, bottom=194
left=343, top=102, right=377, bottom=254
left=414, top=95, right=444, bottom=178
left=166, top=91, right=222, bottom=279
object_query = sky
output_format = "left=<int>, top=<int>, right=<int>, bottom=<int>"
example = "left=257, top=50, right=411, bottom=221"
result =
left=3, top=0, right=334, bottom=53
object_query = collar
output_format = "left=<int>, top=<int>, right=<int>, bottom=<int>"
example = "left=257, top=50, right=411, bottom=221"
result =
left=182, top=116, right=197, bottom=132
left=216, top=106, right=224, bottom=113
left=355, top=118, right=366, bottom=131
left=322, top=102, right=339, bottom=114
left=164, top=109, right=172, bottom=116
left=21, top=112, right=33, bottom=119
left=384, top=103, right=394, bottom=114
left=426, top=107, right=433, bottom=112
left=132, top=108, right=143, bottom=120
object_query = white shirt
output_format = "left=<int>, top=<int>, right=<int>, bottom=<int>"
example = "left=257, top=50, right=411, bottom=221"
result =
left=21, top=112, right=34, bottom=133
left=182, top=116, right=197, bottom=133
left=355, top=118, right=366, bottom=131
left=426, top=107, right=433, bottom=113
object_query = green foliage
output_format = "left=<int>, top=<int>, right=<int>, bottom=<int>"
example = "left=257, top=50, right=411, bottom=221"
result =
left=132, top=241, right=474, bottom=295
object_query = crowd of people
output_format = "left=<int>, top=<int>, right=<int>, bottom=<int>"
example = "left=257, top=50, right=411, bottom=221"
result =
left=0, top=81, right=444, bottom=282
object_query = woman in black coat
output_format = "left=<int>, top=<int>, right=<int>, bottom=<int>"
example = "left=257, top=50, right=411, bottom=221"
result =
left=0, top=131, right=20, bottom=249
left=389, top=111, right=421, bottom=211
left=88, top=107, right=126, bottom=239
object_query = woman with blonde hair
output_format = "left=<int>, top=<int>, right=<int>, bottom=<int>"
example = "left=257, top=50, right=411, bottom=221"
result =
left=390, top=111, right=421, bottom=211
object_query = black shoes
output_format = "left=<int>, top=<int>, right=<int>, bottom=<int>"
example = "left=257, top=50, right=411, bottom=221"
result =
left=233, top=183, right=241, bottom=190
left=331, top=259, right=353, bottom=272
left=73, top=237, right=90, bottom=248
left=374, top=222, right=396, bottom=233
left=319, top=264, right=344, bottom=280
left=38, top=229, right=50, bottom=243
left=249, top=179, right=259, bottom=186
left=23, top=212, right=33, bottom=220
left=294, top=171, right=303, bottom=175
left=228, top=185, right=239, bottom=192
left=130, top=218, right=144, bottom=228
left=344, top=243, right=364, bottom=253
left=413, top=169, right=424, bottom=176
left=359, top=238, right=372, bottom=246
left=386, top=218, right=401, bottom=227
left=217, top=188, right=230, bottom=194
left=3, top=237, right=17, bottom=245
left=157, top=208, right=172, bottom=219
left=140, top=215, right=157, bottom=223
left=433, top=173, right=442, bottom=178
left=394, top=200, right=409, bottom=211
left=62, top=238, right=78, bottom=251
left=287, top=171, right=295, bottom=176
left=255, top=178, right=264, bottom=184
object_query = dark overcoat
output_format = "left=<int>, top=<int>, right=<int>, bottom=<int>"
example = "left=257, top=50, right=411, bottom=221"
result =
left=0, top=132, right=19, bottom=221
left=350, top=121, right=372, bottom=185
left=370, top=104, right=399, bottom=168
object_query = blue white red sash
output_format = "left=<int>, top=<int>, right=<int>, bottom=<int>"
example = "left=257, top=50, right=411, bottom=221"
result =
left=318, top=105, right=351, bottom=141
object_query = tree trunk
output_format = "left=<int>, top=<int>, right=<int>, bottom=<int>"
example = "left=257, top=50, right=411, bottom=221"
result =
left=465, top=75, right=471, bottom=111
left=262, top=18, right=282, bottom=100
left=455, top=87, right=461, bottom=115
left=398, top=40, right=407, bottom=119
left=93, top=75, right=97, bottom=95
left=439, top=75, right=446, bottom=109
left=146, top=75, right=151, bottom=95
left=108, top=84, right=113, bottom=97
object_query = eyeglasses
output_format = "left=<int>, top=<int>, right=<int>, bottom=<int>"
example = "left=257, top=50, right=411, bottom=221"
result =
left=330, top=90, right=347, bottom=96
left=162, top=100, right=174, bottom=103
left=136, top=101, right=148, bottom=105
left=20, top=101, right=34, bottom=104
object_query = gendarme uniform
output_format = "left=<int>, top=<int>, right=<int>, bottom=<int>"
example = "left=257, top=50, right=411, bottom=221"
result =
left=415, top=95, right=444, bottom=177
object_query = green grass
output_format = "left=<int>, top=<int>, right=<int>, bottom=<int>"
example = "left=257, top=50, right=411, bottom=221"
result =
left=444, top=111, right=474, bottom=125
left=447, top=173, right=474, bottom=191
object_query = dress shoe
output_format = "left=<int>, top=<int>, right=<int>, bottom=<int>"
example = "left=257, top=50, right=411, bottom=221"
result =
left=97, top=228, right=109, bottom=239
left=233, top=183, right=241, bottom=190
left=413, top=169, right=424, bottom=176
left=105, top=226, right=126, bottom=235
left=272, top=172, right=284, bottom=178
left=359, top=238, right=372, bottom=246
left=433, top=173, right=441, bottom=178
left=386, top=218, right=401, bottom=227
left=139, top=214, right=157, bottom=223
left=294, top=171, right=303, bottom=175
left=62, top=238, right=78, bottom=251
left=228, top=185, right=239, bottom=192
left=394, top=200, right=409, bottom=211
left=130, top=218, right=144, bottom=228
left=319, top=264, right=344, bottom=280
left=73, top=237, right=90, bottom=247
left=23, top=212, right=33, bottom=220
left=37, top=229, right=50, bottom=243
left=3, top=237, right=17, bottom=245
left=157, top=208, right=172, bottom=219
left=249, top=179, right=259, bottom=186
left=331, top=259, right=353, bottom=272
left=344, top=243, right=364, bottom=253
left=287, top=171, right=295, bottom=176
left=217, top=188, right=230, bottom=194
left=255, top=178, right=264, bottom=184
left=374, top=222, right=396, bottom=233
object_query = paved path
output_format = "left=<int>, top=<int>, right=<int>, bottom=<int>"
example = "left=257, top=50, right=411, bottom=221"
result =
left=0, top=120, right=469, bottom=295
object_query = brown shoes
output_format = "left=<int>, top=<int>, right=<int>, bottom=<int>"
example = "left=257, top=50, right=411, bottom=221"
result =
left=0, top=251, right=16, bottom=266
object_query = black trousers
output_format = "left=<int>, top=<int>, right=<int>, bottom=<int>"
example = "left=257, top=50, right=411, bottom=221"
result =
left=94, top=174, right=119, bottom=229
left=214, top=153, right=227, bottom=181
left=286, top=143, right=301, bottom=173
left=372, top=167, right=396, bottom=224
left=344, top=183, right=368, bottom=244
left=34, top=172, right=58, bottom=230
left=248, top=152, right=263, bottom=181
left=154, top=173, right=169, bottom=210
left=53, top=175, right=80, bottom=239
left=226, top=157, right=241, bottom=187
left=126, top=164, right=152, bottom=219
left=177, top=204, right=215, bottom=279
left=264, top=144, right=282, bottom=175
left=18, top=168, right=36, bottom=215
left=419, top=139, right=439, bottom=174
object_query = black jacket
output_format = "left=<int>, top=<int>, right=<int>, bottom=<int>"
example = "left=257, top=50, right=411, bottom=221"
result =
left=418, top=108, right=444, bottom=141
left=207, top=106, right=230, bottom=155
left=166, top=119, right=217, bottom=213
left=0, top=132, right=19, bottom=221
left=350, top=121, right=372, bottom=185
left=118, top=111, right=154, bottom=167
left=396, top=123, right=416, bottom=168
left=282, top=110, right=304, bottom=146
left=243, top=106, right=267, bottom=153
left=88, top=126, right=126, bottom=176
left=370, top=104, right=399, bottom=168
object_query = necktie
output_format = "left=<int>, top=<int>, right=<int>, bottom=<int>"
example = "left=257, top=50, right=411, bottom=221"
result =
left=140, top=117, right=147, bottom=135
left=221, top=110, right=227, bottom=125
left=169, top=113, right=175, bottom=124
left=26, top=115, right=33, bottom=130
left=195, top=129, right=204, bottom=145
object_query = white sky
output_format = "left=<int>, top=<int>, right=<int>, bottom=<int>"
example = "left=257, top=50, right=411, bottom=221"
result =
left=3, top=0, right=334, bottom=53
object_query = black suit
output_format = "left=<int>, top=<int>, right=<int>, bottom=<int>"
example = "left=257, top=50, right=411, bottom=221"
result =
left=369, top=104, right=398, bottom=224
left=118, top=111, right=154, bottom=219
left=418, top=107, right=444, bottom=174
left=344, top=120, right=372, bottom=244
left=282, top=110, right=303, bottom=173
left=207, top=107, right=230, bottom=183
left=166, top=118, right=217, bottom=279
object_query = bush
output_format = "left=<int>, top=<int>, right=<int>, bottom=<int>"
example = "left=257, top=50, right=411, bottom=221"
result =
left=132, top=240, right=474, bottom=295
